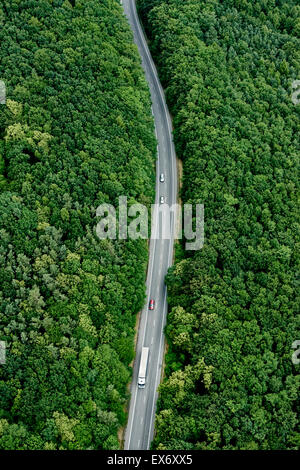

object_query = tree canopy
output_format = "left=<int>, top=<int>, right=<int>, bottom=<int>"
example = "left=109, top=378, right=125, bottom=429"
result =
left=138, top=0, right=300, bottom=450
left=0, top=0, right=156, bottom=449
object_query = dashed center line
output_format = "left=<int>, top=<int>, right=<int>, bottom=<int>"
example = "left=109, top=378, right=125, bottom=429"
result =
left=123, top=0, right=177, bottom=451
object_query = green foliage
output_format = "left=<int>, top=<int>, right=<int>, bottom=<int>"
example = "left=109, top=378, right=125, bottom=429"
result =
left=0, top=0, right=156, bottom=449
left=138, top=0, right=300, bottom=450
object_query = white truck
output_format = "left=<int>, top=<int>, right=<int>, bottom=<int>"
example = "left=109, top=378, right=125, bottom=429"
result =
left=138, top=347, right=149, bottom=388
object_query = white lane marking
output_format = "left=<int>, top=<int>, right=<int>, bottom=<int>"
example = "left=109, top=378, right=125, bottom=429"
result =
left=136, top=0, right=177, bottom=434
left=147, top=245, right=174, bottom=449
left=153, top=319, right=156, bottom=327
left=138, top=440, right=140, bottom=447
left=126, top=225, right=158, bottom=448
left=151, top=336, right=154, bottom=345
left=147, top=283, right=168, bottom=449
left=126, top=383, right=138, bottom=450
left=125, top=134, right=161, bottom=449
left=141, top=417, right=144, bottom=424
left=126, top=244, right=158, bottom=448
left=144, top=395, right=146, bottom=404
left=124, top=0, right=177, bottom=451
left=125, top=25, right=161, bottom=451
left=156, top=284, right=160, bottom=299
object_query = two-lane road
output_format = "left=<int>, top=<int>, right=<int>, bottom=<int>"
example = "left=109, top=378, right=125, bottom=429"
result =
left=122, top=0, right=177, bottom=451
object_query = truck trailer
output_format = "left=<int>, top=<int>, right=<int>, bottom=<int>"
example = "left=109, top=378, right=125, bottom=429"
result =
left=138, top=347, right=149, bottom=388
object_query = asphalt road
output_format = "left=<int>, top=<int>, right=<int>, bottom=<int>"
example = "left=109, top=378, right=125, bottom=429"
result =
left=122, top=0, right=177, bottom=451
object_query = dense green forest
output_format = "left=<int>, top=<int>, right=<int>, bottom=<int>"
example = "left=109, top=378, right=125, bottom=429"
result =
left=138, top=0, right=300, bottom=450
left=0, top=0, right=156, bottom=449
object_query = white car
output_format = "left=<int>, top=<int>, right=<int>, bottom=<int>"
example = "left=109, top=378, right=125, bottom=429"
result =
left=160, top=173, right=165, bottom=183
left=160, top=196, right=165, bottom=204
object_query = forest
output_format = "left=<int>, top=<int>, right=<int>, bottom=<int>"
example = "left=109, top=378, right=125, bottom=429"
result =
left=0, top=0, right=156, bottom=449
left=138, top=0, right=300, bottom=450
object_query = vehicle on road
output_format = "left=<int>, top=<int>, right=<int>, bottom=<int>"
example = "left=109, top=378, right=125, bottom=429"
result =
left=160, top=173, right=165, bottom=182
left=149, top=299, right=155, bottom=310
left=160, top=196, right=165, bottom=204
left=138, top=347, right=149, bottom=388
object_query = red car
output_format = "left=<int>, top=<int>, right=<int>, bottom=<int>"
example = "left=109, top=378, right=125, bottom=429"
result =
left=149, top=299, right=155, bottom=310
